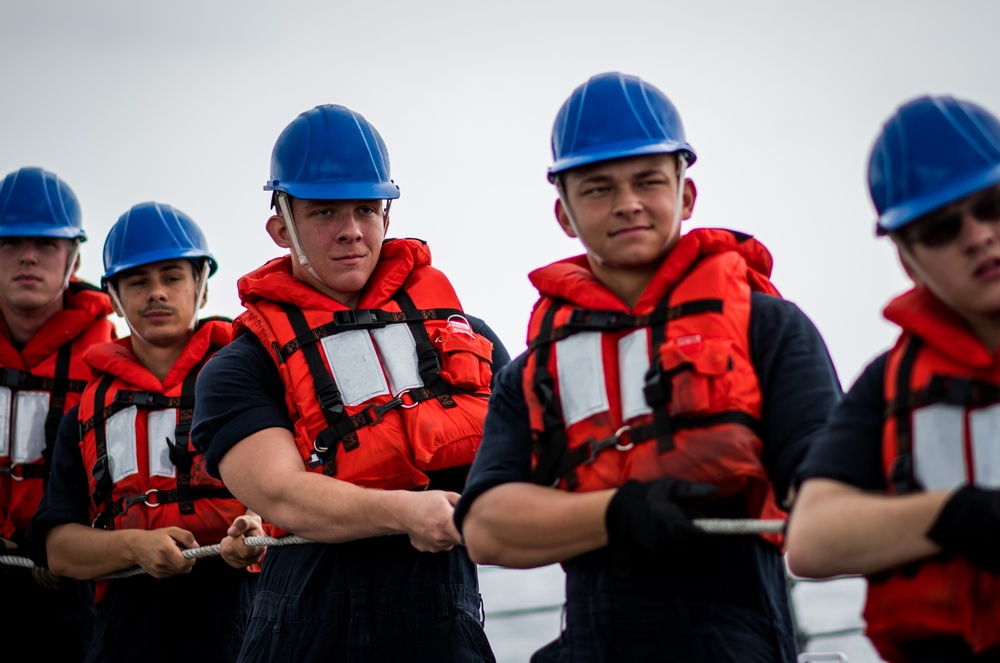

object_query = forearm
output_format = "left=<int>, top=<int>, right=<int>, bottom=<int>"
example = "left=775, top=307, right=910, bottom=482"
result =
left=46, top=524, right=146, bottom=579
left=463, top=482, right=613, bottom=568
left=218, top=428, right=450, bottom=544
left=785, top=478, right=949, bottom=577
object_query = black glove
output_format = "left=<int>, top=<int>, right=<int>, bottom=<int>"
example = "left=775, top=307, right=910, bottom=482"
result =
left=927, top=484, right=1000, bottom=575
left=605, top=478, right=719, bottom=557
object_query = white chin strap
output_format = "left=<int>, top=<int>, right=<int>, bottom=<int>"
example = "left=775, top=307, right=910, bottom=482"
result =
left=277, top=192, right=326, bottom=287
left=106, top=281, right=142, bottom=343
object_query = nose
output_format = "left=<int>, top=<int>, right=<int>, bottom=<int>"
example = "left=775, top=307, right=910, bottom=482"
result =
left=17, top=241, right=40, bottom=264
left=612, top=185, right=643, bottom=217
left=336, top=213, right=364, bottom=242
left=959, top=210, right=998, bottom=254
left=148, top=277, right=168, bottom=302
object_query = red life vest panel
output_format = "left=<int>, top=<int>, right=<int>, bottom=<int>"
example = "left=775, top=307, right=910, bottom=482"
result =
left=0, top=281, right=115, bottom=538
left=233, top=239, right=494, bottom=499
left=77, top=319, right=243, bottom=549
left=865, top=287, right=1000, bottom=663
left=524, top=229, right=786, bottom=546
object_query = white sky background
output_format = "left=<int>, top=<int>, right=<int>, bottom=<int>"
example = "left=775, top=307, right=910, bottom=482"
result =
left=4, top=2, right=999, bottom=660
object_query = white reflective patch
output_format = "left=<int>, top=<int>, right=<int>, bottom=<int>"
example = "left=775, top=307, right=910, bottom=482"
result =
left=12, top=391, right=50, bottom=464
left=322, top=330, right=389, bottom=407
left=970, top=404, right=1000, bottom=488
left=619, top=329, right=652, bottom=422
left=912, top=404, right=967, bottom=491
left=557, top=332, right=609, bottom=426
left=147, top=409, right=178, bottom=479
left=372, top=324, right=423, bottom=396
left=0, top=387, right=10, bottom=458
left=106, top=406, right=139, bottom=483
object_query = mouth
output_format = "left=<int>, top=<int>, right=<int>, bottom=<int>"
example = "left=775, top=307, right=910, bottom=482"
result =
left=333, top=254, right=367, bottom=265
left=973, top=256, right=1000, bottom=279
left=13, top=274, right=43, bottom=284
left=608, top=226, right=651, bottom=237
left=142, top=308, right=175, bottom=320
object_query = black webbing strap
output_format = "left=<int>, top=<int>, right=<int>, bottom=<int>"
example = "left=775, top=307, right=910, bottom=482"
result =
left=282, top=304, right=348, bottom=477
left=528, top=299, right=723, bottom=351
left=564, top=410, right=762, bottom=470
left=166, top=358, right=208, bottom=515
left=0, top=367, right=88, bottom=392
left=44, top=344, right=76, bottom=457
left=392, top=290, right=459, bottom=410
left=276, top=306, right=464, bottom=362
left=642, top=296, right=677, bottom=454
left=88, top=374, right=117, bottom=511
left=79, top=390, right=195, bottom=433
left=92, top=486, right=233, bottom=531
left=530, top=301, right=577, bottom=488
left=887, top=337, right=923, bottom=495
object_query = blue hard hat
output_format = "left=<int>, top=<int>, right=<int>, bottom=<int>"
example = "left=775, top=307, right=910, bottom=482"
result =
left=548, top=72, right=696, bottom=182
left=264, top=104, right=400, bottom=201
left=102, top=202, right=217, bottom=288
left=869, top=95, right=1000, bottom=235
left=0, top=167, right=85, bottom=240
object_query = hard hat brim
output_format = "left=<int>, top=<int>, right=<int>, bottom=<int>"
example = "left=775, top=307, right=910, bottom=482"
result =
left=876, top=162, right=1000, bottom=234
left=264, top=180, right=400, bottom=201
left=548, top=140, right=696, bottom=182
left=0, top=224, right=86, bottom=241
left=101, top=248, right=218, bottom=287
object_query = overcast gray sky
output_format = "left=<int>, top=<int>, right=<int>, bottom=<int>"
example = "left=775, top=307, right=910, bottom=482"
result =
left=5, top=2, right=998, bottom=659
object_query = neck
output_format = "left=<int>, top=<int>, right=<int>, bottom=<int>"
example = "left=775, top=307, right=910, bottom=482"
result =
left=965, top=315, right=1000, bottom=355
left=129, top=333, right=192, bottom=383
left=588, top=258, right=658, bottom=309
left=0, top=295, right=65, bottom=345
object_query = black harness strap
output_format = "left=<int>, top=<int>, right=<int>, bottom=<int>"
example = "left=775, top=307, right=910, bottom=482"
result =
left=92, top=486, right=233, bottom=531
left=282, top=304, right=348, bottom=477
left=530, top=301, right=577, bottom=488
left=88, top=374, right=117, bottom=514
left=277, top=306, right=464, bottom=362
left=528, top=299, right=723, bottom=351
left=166, top=358, right=208, bottom=515
left=887, top=337, right=923, bottom=495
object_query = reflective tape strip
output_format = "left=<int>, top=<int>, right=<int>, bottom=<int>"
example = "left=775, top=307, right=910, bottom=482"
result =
left=106, top=406, right=139, bottom=483
left=371, top=324, right=423, bottom=396
left=913, top=404, right=966, bottom=491
left=322, top=330, right=389, bottom=407
left=0, top=386, right=9, bottom=458
left=970, top=404, right=1000, bottom=488
left=147, top=409, right=178, bottom=479
left=618, top=329, right=652, bottom=422
left=556, top=332, right=609, bottom=426
left=12, top=391, right=49, bottom=465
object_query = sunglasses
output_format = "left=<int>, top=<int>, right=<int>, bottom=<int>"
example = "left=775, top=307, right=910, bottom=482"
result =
left=898, top=189, right=1000, bottom=248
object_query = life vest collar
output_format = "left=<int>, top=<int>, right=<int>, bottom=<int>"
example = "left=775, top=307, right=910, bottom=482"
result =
left=884, top=287, right=996, bottom=369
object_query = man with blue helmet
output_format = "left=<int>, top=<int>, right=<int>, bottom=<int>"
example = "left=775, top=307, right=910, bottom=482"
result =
left=0, top=166, right=114, bottom=661
left=192, top=104, right=507, bottom=661
left=27, top=202, right=253, bottom=662
left=457, top=72, right=841, bottom=662
left=788, top=97, right=1000, bottom=662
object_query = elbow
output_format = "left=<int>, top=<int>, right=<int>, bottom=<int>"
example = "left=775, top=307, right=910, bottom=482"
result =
left=784, top=517, right=838, bottom=579
left=462, top=520, right=506, bottom=566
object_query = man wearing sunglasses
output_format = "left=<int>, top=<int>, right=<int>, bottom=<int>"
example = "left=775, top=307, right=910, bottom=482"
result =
left=788, top=96, right=1000, bottom=663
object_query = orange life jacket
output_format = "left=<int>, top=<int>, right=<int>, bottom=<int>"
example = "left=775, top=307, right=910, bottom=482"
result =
left=865, top=287, right=1000, bottom=663
left=78, top=319, right=242, bottom=549
left=0, top=280, right=114, bottom=538
left=524, top=229, right=786, bottom=545
left=233, top=239, right=494, bottom=497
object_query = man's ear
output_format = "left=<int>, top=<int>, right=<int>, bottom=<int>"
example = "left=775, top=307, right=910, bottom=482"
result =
left=266, top=214, right=292, bottom=249
left=681, top=178, right=698, bottom=221
left=555, top=198, right=578, bottom=238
